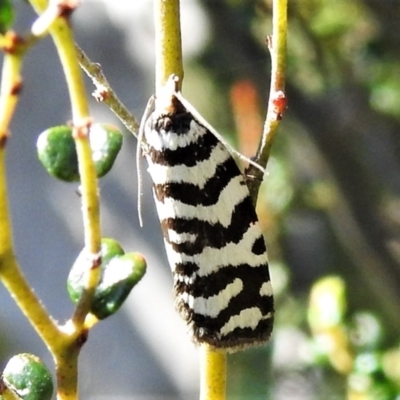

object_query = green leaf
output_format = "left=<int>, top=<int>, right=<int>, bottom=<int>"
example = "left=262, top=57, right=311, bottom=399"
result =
left=91, top=253, right=147, bottom=319
left=36, top=125, right=79, bottom=181
left=99, top=237, right=125, bottom=267
left=89, top=124, right=123, bottom=177
left=36, top=124, right=123, bottom=182
left=67, top=238, right=125, bottom=304
left=67, top=238, right=146, bottom=319
left=2, top=354, right=53, bottom=400
left=0, top=0, right=14, bottom=34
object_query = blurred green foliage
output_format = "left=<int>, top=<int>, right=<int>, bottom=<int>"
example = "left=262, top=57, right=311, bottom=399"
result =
left=195, top=1, right=400, bottom=398
left=0, top=0, right=13, bottom=34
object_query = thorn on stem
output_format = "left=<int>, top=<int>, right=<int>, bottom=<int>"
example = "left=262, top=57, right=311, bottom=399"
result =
left=75, top=329, right=89, bottom=349
left=1, top=31, right=25, bottom=54
left=10, top=80, right=23, bottom=96
left=72, top=118, right=92, bottom=139
left=0, top=135, right=8, bottom=149
left=58, top=0, right=79, bottom=19
left=271, top=90, right=287, bottom=120
left=266, top=35, right=273, bottom=51
left=93, top=85, right=109, bottom=102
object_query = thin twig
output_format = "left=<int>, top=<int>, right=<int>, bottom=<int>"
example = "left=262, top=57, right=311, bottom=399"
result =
left=246, top=0, right=288, bottom=203
left=0, top=31, right=61, bottom=355
left=28, top=1, right=102, bottom=398
left=75, top=44, right=140, bottom=136
left=153, top=2, right=227, bottom=400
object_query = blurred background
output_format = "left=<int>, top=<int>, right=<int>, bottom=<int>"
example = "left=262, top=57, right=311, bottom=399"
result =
left=1, top=0, right=400, bottom=399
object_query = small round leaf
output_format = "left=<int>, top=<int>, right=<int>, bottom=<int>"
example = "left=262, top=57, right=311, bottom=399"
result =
left=91, top=253, right=147, bottom=319
left=3, top=354, right=53, bottom=400
left=37, top=125, right=78, bottom=181
left=89, top=124, right=123, bottom=178
left=37, top=124, right=123, bottom=182
left=67, top=238, right=125, bottom=304
left=67, top=239, right=146, bottom=319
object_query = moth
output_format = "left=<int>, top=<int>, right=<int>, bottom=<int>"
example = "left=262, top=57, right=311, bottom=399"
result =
left=140, top=76, right=273, bottom=351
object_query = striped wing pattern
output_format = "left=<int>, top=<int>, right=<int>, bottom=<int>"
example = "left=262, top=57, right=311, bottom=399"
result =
left=144, top=95, right=274, bottom=351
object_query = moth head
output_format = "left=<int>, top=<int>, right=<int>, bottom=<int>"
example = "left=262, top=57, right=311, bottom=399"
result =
left=155, top=74, right=185, bottom=116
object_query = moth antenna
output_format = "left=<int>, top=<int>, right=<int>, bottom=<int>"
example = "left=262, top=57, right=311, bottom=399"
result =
left=173, top=90, right=265, bottom=175
left=136, top=96, right=155, bottom=227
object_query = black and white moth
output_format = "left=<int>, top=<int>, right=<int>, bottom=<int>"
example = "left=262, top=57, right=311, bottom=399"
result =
left=141, top=78, right=274, bottom=351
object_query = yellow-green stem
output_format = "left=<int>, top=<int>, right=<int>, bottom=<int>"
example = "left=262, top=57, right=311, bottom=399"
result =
left=51, top=30, right=90, bottom=119
left=0, top=253, right=62, bottom=346
left=27, top=2, right=101, bottom=398
left=47, top=13, right=101, bottom=399
left=200, top=346, right=227, bottom=400
left=40, top=2, right=101, bottom=326
left=76, top=44, right=140, bottom=136
left=0, top=48, right=62, bottom=351
left=260, top=0, right=287, bottom=157
left=54, top=348, right=79, bottom=400
left=153, top=1, right=226, bottom=399
left=29, top=1, right=100, bottom=263
left=0, top=52, right=21, bottom=136
left=154, top=0, right=183, bottom=94
left=0, top=52, right=20, bottom=260
left=246, top=0, right=287, bottom=201
left=0, top=385, right=21, bottom=400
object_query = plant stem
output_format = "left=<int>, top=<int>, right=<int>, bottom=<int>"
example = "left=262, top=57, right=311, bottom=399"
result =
left=153, top=1, right=227, bottom=399
left=0, top=255, right=62, bottom=345
left=0, top=39, right=22, bottom=137
left=200, top=346, right=227, bottom=400
left=260, top=0, right=288, bottom=159
left=154, top=0, right=184, bottom=94
left=54, top=344, right=80, bottom=400
left=0, top=384, right=21, bottom=400
left=75, top=44, right=140, bottom=136
left=0, top=34, right=61, bottom=353
left=44, top=8, right=101, bottom=399
left=27, top=1, right=102, bottom=398
left=29, top=0, right=102, bottom=328
left=246, top=0, right=288, bottom=201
